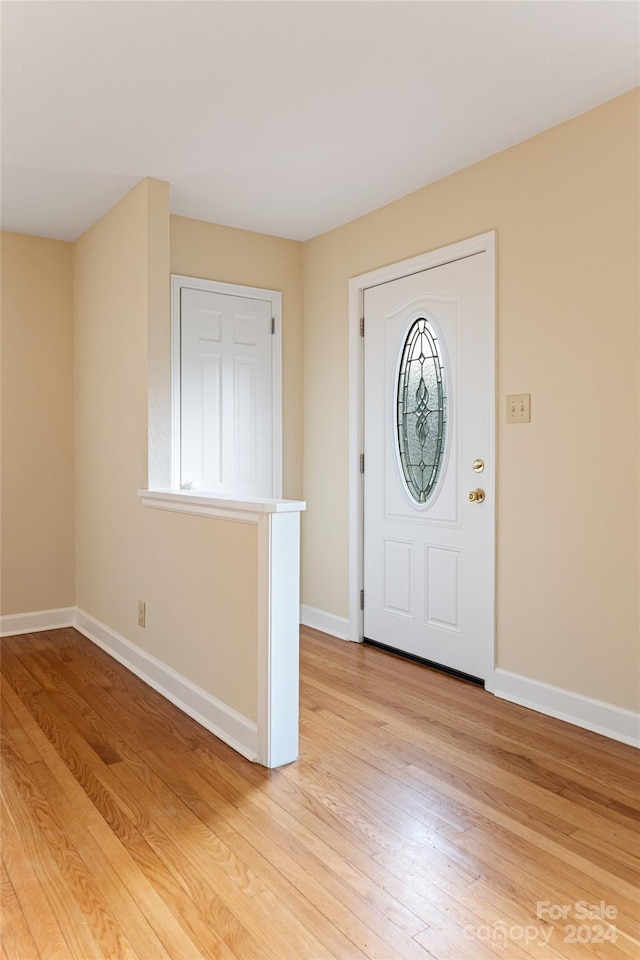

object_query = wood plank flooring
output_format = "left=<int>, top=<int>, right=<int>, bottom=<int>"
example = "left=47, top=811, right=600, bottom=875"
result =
left=1, top=626, right=638, bottom=959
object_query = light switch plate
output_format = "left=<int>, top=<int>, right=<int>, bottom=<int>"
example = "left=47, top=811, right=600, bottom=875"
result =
left=506, top=393, right=531, bottom=423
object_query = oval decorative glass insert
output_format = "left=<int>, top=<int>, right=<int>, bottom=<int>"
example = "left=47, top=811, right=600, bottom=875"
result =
left=396, top=317, right=447, bottom=504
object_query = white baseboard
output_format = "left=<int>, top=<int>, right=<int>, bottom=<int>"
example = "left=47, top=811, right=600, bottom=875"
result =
left=492, top=668, right=639, bottom=749
left=0, top=607, right=75, bottom=637
left=74, top=608, right=258, bottom=762
left=4, top=607, right=636, bottom=750
left=300, top=604, right=353, bottom=641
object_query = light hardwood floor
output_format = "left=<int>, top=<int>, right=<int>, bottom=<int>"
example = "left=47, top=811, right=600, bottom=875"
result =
left=1, top=626, right=638, bottom=959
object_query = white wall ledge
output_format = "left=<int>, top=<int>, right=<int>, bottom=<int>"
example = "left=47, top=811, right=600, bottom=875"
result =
left=138, top=488, right=305, bottom=524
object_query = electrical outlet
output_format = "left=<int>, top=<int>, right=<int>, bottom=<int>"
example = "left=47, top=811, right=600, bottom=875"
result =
left=506, top=393, right=531, bottom=423
left=137, top=600, right=146, bottom=628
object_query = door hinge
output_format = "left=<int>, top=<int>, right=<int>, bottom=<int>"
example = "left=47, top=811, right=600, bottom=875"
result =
left=271, top=317, right=275, bottom=335
left=359, top=453, right=364, bottom=474
left=360, top=317, right=365, bottom=337
left=360, top=589, right=365, bottom=610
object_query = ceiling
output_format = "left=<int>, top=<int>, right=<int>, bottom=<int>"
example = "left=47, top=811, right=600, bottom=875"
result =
left=2, top=1, right=638, bottom=243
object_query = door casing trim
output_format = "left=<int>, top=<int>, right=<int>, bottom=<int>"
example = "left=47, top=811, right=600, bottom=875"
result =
left=347, top=232, right=496, bottom=687
left=170, top=274, right=283, bottom=497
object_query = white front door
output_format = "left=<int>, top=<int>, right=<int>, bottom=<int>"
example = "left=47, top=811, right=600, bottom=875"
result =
left=179, top=285, right=275, bottom=497
left=363, top=252, right=494, bottom=681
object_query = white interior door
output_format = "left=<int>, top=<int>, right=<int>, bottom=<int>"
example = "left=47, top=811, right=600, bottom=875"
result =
left=363, top=253, right=494, bottom=681
left=180, top=286, right=274, bottom=497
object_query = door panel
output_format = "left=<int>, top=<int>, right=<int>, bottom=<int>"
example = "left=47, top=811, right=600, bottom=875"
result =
left=363, top=253, right=493, bottom=680
left=234, top=357, right=257, bottom=482
left=180, top=287, right=273, bottom=497
left=200, top=356, right=222, bottom=482
left=383, top=539, right=413, bottom=617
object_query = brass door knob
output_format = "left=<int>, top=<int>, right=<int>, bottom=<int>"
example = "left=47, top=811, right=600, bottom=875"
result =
left=468, top=489, right=485, bottom=503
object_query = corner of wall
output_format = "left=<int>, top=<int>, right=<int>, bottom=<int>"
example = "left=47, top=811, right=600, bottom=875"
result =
left=146, top=179, right=172, bottom=489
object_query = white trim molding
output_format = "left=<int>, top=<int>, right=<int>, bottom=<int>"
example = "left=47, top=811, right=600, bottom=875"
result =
left=138, top=488, right=305, bottom=524
left=348, top=232, right=497, bottom=658
left=257, top=511, right=302, bottom=767
left=493, top=668, right=640, bottom=748
left=170, top=274, right=283, bottom=498
left=75, top=609, right=259, bottom=761
left=0, top=607, right=75, bottom=637
left=300, top=604, right=352, bottom=641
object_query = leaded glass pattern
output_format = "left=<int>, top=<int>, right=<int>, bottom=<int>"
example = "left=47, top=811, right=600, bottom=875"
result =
left=396, top=317, right=447, bottom=504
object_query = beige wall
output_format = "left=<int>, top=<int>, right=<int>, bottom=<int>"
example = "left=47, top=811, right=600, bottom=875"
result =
left=170, top=215, right=304, bottom=499
left=3, top=91, right=637, bottom=719
left=302, top=90, right=639, bottom=711
left=1, top=232, right=75, bottom=614
left=74, top=181, right=258, bottom=719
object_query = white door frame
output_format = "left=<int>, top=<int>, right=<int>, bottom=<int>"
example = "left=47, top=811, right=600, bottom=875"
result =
left=171, top=274, right=283, bottom=497
left=347, top=232, right=496, bottom=686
